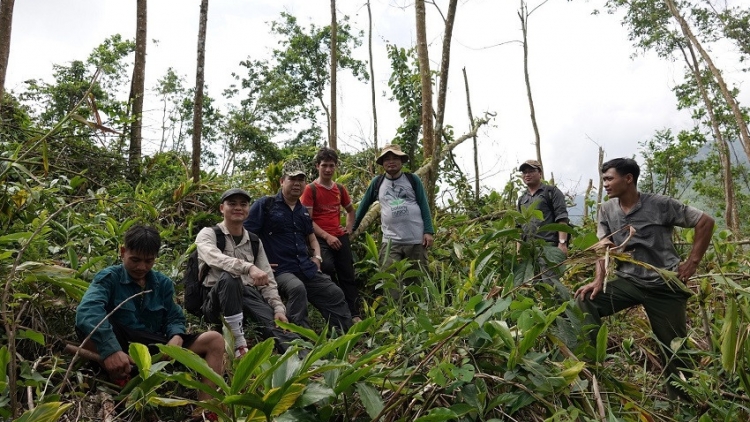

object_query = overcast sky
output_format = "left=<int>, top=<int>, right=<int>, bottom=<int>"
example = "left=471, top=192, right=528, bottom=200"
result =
left=6, top=0, right=750, bottom=199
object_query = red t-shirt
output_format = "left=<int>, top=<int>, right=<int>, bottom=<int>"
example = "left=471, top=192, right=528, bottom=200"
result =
left=301, top=182, right=352, bottom=237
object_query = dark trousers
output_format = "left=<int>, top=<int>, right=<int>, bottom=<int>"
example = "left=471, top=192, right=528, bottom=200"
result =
left=318, top=235, right=361, bottom=318
left=576, top=278, right=692, bottom=386
left=202, top=272, right=300, bottom=353
left=275, top=271, right=353, bottom=332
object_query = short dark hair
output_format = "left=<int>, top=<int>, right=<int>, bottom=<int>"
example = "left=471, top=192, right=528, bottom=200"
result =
left=123, top=225, right=161, bottom=256
left=601, top=158, right=640, bottom=185
left=314, top=147, right=339, bottom=165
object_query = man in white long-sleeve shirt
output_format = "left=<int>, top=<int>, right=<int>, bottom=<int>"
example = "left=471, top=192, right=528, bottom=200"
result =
left=195, top=188, right=300, bottom=358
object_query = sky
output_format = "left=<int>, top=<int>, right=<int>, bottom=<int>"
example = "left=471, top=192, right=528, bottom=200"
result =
left=6, top=0, right=750, bottom=201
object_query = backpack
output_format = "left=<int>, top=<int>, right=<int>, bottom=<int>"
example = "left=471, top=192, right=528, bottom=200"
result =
left=369, top=172, right=418, bottom=204
left=182, top=226, right=260, bottom=317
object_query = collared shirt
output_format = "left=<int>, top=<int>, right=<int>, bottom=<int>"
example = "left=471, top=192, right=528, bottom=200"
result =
left=75, top=265, right=186, bottom=359
left=195, top=222, right=285, bottom=315
left=597, top=192, right=704, bottom=285
left=518, top=184, right=569, bottom=244
left=244, top=193, right=318, bottom=280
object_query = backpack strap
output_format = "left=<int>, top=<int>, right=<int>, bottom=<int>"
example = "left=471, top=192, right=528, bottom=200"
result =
left=248, top=232, right=260, bottom=263
left=404, top=172, right=418, bottom=192
left=212, top=226, right=226, bottom=252
left=370, top=175, right=385, bottom=204
left=308, top=183, right=317, bottom=203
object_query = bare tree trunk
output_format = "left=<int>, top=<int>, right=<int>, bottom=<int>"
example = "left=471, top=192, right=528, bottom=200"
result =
left=679, top=42, right=740, bottom=235
left=192, top=0, right=209, bottom=182
left=462, top=67, right=480, bottom=203
left=664, top=0, right=750, bottom=163
left=428, top=0, right=458, bottom=210
left=329, top=0, right=338, bottom=149
left=415, top=0, right=434, bottom=162
left=128, top=0, right=147, bottom=182
left=0, top=0, right=15, bottom=108
left=366, top=0, right=378, bottom=150
left=519, top=0, right=543, bottom=174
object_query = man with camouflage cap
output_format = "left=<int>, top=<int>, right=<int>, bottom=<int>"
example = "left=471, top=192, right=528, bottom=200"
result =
left=244, top=160, right=352, bottom=332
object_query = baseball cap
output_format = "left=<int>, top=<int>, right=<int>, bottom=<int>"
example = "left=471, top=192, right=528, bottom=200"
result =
left=282, top=159, right=307, bottom=177
left=519, top=159, right=542, bottom=172
left=220, top=188, right=251, bottom=203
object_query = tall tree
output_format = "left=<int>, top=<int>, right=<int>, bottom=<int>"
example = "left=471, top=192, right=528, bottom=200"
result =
left=128, top=0, right=147, bottom=181
left=329, top=0, right=338, bottom=149
left=415, top=0, right=435, bottom=206
left=0, top=0, right=15, bottom=108
left=192, top=0, right=209, bottom=182
left=366, top=0, right=379, bottom=150
left=519, top=0, right=545, bottom=173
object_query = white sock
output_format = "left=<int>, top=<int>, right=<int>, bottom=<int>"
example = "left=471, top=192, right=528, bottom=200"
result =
left=223, top=313, right=247, bottom=350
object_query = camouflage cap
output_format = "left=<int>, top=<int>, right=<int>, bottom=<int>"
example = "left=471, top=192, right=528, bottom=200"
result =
left=282, top=159, right=307, bottom=177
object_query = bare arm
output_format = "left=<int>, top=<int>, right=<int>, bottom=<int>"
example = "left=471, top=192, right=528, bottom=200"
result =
left=677, top=213, right=714, bottom=281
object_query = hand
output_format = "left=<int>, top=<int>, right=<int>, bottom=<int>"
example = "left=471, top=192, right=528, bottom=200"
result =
left=103, top=351, right=133, bottom=380
left=249, top=265, right=269, bottom=286
left=574, top=280, right=604, bottom=301
left=558, top=243, right=568, bottom=256
left=423, top=233, right=434, bottom=248
left=343, top=225, right=353, bottom=235
left=274, top=313, right=288, bottom=323
left=677, top=260, right=698, bottom=283
left=326, top=234, right=342, bottom=251
left=167, top=335, right=183, bottom=347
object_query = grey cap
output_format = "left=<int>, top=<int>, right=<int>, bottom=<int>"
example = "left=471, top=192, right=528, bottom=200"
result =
left=220, top=188, right=251, bottom=203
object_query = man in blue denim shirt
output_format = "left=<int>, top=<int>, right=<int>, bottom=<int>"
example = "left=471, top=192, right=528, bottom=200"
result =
left=244, top=160, right=352, bottom=332
left=75, top=225, right=224, bottom=399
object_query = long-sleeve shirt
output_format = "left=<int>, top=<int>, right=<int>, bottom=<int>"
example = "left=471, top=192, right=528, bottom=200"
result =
left=354, top=173, right=434, bottom=244
left=195, top=222, right=285, bottom=315
left=75, top=265, right=185, bottom=360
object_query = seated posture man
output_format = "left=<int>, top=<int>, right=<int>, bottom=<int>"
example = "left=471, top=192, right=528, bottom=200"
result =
left=574, top=158, right=714, bottom=400
left=301, top=147, right=361, bottom=321
left=244, top=160, right=352, bottom=332
left=353, top=144, right=434, bottom=298
left=75, top=225, right=224, bottom=401
left=196, top=188, right=301, bottom=358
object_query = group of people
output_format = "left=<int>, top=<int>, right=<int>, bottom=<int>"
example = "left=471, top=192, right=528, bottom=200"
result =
left=73, top=144, right=435, bottom=396
left=74, top=150, right=714, bottom=403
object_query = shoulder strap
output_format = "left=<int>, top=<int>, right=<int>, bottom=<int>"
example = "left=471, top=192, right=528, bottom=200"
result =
left=404, top=172, right=418, bottom=192
left=336, top=182, right=344, bottom=194
left=248, top=232, right=260, bottom=263
left=263, top=195, right=274, bottom=215
left=370, top=175, right=385, bottom=203
left=308, top=183, right=317, bottom=202
left=546, top=187, right=557, bottom=220
left=212, top=226, right=226, bottom=252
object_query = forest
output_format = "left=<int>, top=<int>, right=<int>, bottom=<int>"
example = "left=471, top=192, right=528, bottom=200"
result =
left=2, top=0, right=750, bottom=421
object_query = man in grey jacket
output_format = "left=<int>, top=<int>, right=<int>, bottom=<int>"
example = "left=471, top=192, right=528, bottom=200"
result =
left=196, top=188, right=300, bottom=358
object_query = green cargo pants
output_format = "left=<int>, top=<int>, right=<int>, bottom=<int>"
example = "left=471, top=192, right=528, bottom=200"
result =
left=577, top=277, right=693, bottom=397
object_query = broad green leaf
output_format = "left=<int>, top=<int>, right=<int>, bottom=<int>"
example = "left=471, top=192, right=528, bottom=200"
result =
left=0, top=231, right=33, bottom=243
left=265, top=383, right=306, bottom=416
left=297, top=382, right=335, bottom=407
left=414, top=407, right=457, bottom=422
left=17, top=329, right=45, bottom=346
left=15, top=402, right=72, bottom=422
left=158, top=344, right=228, bottom=392
left=596, top=325, right=608, bottom=363
left=129, top=343, right=152, bottom=379
left=230, top=338, right=275, bottom=395
left=356, top=382, right=384, bottom=419
left=334, top=366, right=374, bottom=395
